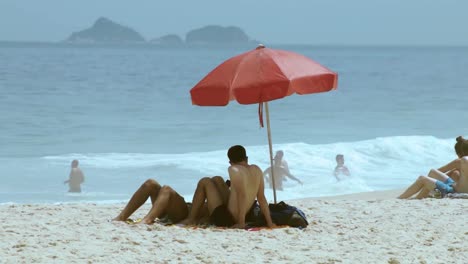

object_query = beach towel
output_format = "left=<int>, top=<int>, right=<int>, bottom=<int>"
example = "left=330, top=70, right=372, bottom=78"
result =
left=428, top=190, right=468, bottom=199
left=446, top=193, right=468, bottom=199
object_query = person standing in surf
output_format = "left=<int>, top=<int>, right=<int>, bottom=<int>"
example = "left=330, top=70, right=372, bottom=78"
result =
left=333, top=154, right=350, bottom=181
left=64, top=159, right=85, bottom=193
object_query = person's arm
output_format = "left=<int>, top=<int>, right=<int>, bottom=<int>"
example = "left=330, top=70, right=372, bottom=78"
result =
left=229, top=166, right=247, bottom=228
left=438, top=158, right=462, bottom=173
left=64, top=171, right=71, bottom=184
left=280, top=160, right=301, bottom=184
left=256, top=173, right=275, bottom=228
left=285, top=172, right=302, bottom=185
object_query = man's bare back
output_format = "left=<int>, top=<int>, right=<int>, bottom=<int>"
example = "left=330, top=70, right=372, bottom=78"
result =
left=455, top=157, right=468, bottom=193
left=227, top=164, right=263, bottom=224
left=224, top=145, right=273, bottom=228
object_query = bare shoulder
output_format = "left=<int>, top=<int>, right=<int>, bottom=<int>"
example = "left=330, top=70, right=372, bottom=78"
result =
left=228, top=165, right=241, bottom=173
left=228, top=165, right=249, bottom=177
left=248, top=164, right=263, bottom=176
left=71, top=168, right=84, bottom=176
left=229, top=164, right=262, bottom=177
left=249, top=164, right=262, bottom=171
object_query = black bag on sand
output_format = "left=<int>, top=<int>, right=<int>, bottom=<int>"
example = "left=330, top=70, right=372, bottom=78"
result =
left=246, top=201, right=309, bottom=228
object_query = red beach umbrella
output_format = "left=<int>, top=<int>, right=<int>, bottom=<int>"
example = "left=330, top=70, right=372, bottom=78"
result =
left=190, top=45, right=338, bottom=203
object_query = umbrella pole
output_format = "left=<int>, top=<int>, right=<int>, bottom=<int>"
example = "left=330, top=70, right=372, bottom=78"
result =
left=264, top=102, right=277, bottom=204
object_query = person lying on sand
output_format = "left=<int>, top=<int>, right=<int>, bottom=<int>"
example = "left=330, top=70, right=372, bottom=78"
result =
left=113, top=176, right=225, bottom=225
left=399, top=136, right=468, bottom=199
left=180, top=145, right=275, bottom=229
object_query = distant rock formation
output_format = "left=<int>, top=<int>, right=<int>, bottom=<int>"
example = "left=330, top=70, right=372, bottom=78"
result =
left=65, top=19, right=255, bottom=46
left=150, top=34, right=183, bottom=46
left=66, top=17, right=145, bottom=43
left=185, top=25, right=250, bottom=45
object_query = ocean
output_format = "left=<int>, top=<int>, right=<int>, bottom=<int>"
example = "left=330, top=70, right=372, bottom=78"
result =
left=1, top=43, right=467, bottom=204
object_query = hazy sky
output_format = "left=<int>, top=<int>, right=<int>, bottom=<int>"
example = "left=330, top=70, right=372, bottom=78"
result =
left=0, top=0, right=467, bottom=45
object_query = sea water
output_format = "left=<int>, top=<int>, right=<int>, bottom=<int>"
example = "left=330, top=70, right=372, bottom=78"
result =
left=1, top=43, right=467, bottom=204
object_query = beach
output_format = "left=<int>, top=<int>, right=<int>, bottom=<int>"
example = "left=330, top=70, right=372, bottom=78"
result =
left=1, top=10, right=468, bottom=264
left=1, top=190, right=466, bottom=264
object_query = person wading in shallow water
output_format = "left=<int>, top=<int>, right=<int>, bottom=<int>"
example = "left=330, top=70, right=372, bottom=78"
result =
left=64, top=159, right=85, bottom=193
left=334, top=154, right=350, bottom=181
left=263, top=150, right=302, bottom=191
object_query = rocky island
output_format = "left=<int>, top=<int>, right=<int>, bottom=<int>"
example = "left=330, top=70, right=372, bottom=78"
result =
left=150, top=34, right=184, bottom=46
left=66, top=17, right=145, bottom=43
left=185, top=25, right=250, bottom=45
left=65, top=18, right=253, bottom=46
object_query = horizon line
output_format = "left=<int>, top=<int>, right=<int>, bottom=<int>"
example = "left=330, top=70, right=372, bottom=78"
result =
left=0, top=40, right=467, bottom=48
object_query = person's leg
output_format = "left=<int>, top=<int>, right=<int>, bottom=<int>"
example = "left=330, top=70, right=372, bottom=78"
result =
left=428, top=169, right=450, bottom=181
left=414, top=187, right=431, bottom=199
left=415, top=169, right=450, bottom=198
left=398, top=176, right=437, bottom=199
left=113, top=179, right=161, bottom=221
left=140, top=185, right=188, bottom=224
left=447, top=169, right=460, bottom=182
left=180, top=177, right=224, bottom=225
left=211, top=176, right=230, bottom=205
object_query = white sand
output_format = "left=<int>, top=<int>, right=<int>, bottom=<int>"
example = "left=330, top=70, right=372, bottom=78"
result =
left=1, top=190, right=467, bottom=264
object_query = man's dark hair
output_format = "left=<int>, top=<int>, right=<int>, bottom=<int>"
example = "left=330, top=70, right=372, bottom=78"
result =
left=227, top=145, right=247, bottom=163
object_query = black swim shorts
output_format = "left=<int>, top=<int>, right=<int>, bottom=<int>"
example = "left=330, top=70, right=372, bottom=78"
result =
left=210, top=204, right=235, bottom=227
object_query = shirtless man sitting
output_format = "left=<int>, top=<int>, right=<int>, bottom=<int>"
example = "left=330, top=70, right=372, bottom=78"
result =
left=181, top=145, right=275, bottom=228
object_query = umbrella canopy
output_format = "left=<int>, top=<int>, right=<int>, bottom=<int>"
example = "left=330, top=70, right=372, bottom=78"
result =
left=190, top=45, right=337, bottom=106
left=190, top=45, right=338, bottom=203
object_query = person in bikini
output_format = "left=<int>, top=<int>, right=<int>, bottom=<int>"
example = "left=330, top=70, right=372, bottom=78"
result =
left=398, top=136, right=468, bottom=199
left=181, top=145, right=275, bottom=228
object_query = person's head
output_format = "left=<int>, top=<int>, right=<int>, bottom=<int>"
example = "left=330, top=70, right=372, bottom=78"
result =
left=274, top=150, right=284, bottom=162
left=227, top=145, right=248, bottom=164
left=454, top=136, right=468, bottom=158
left=336, top=154, right=344, bottom=165
left=71, top=159, right=79, bottom=168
